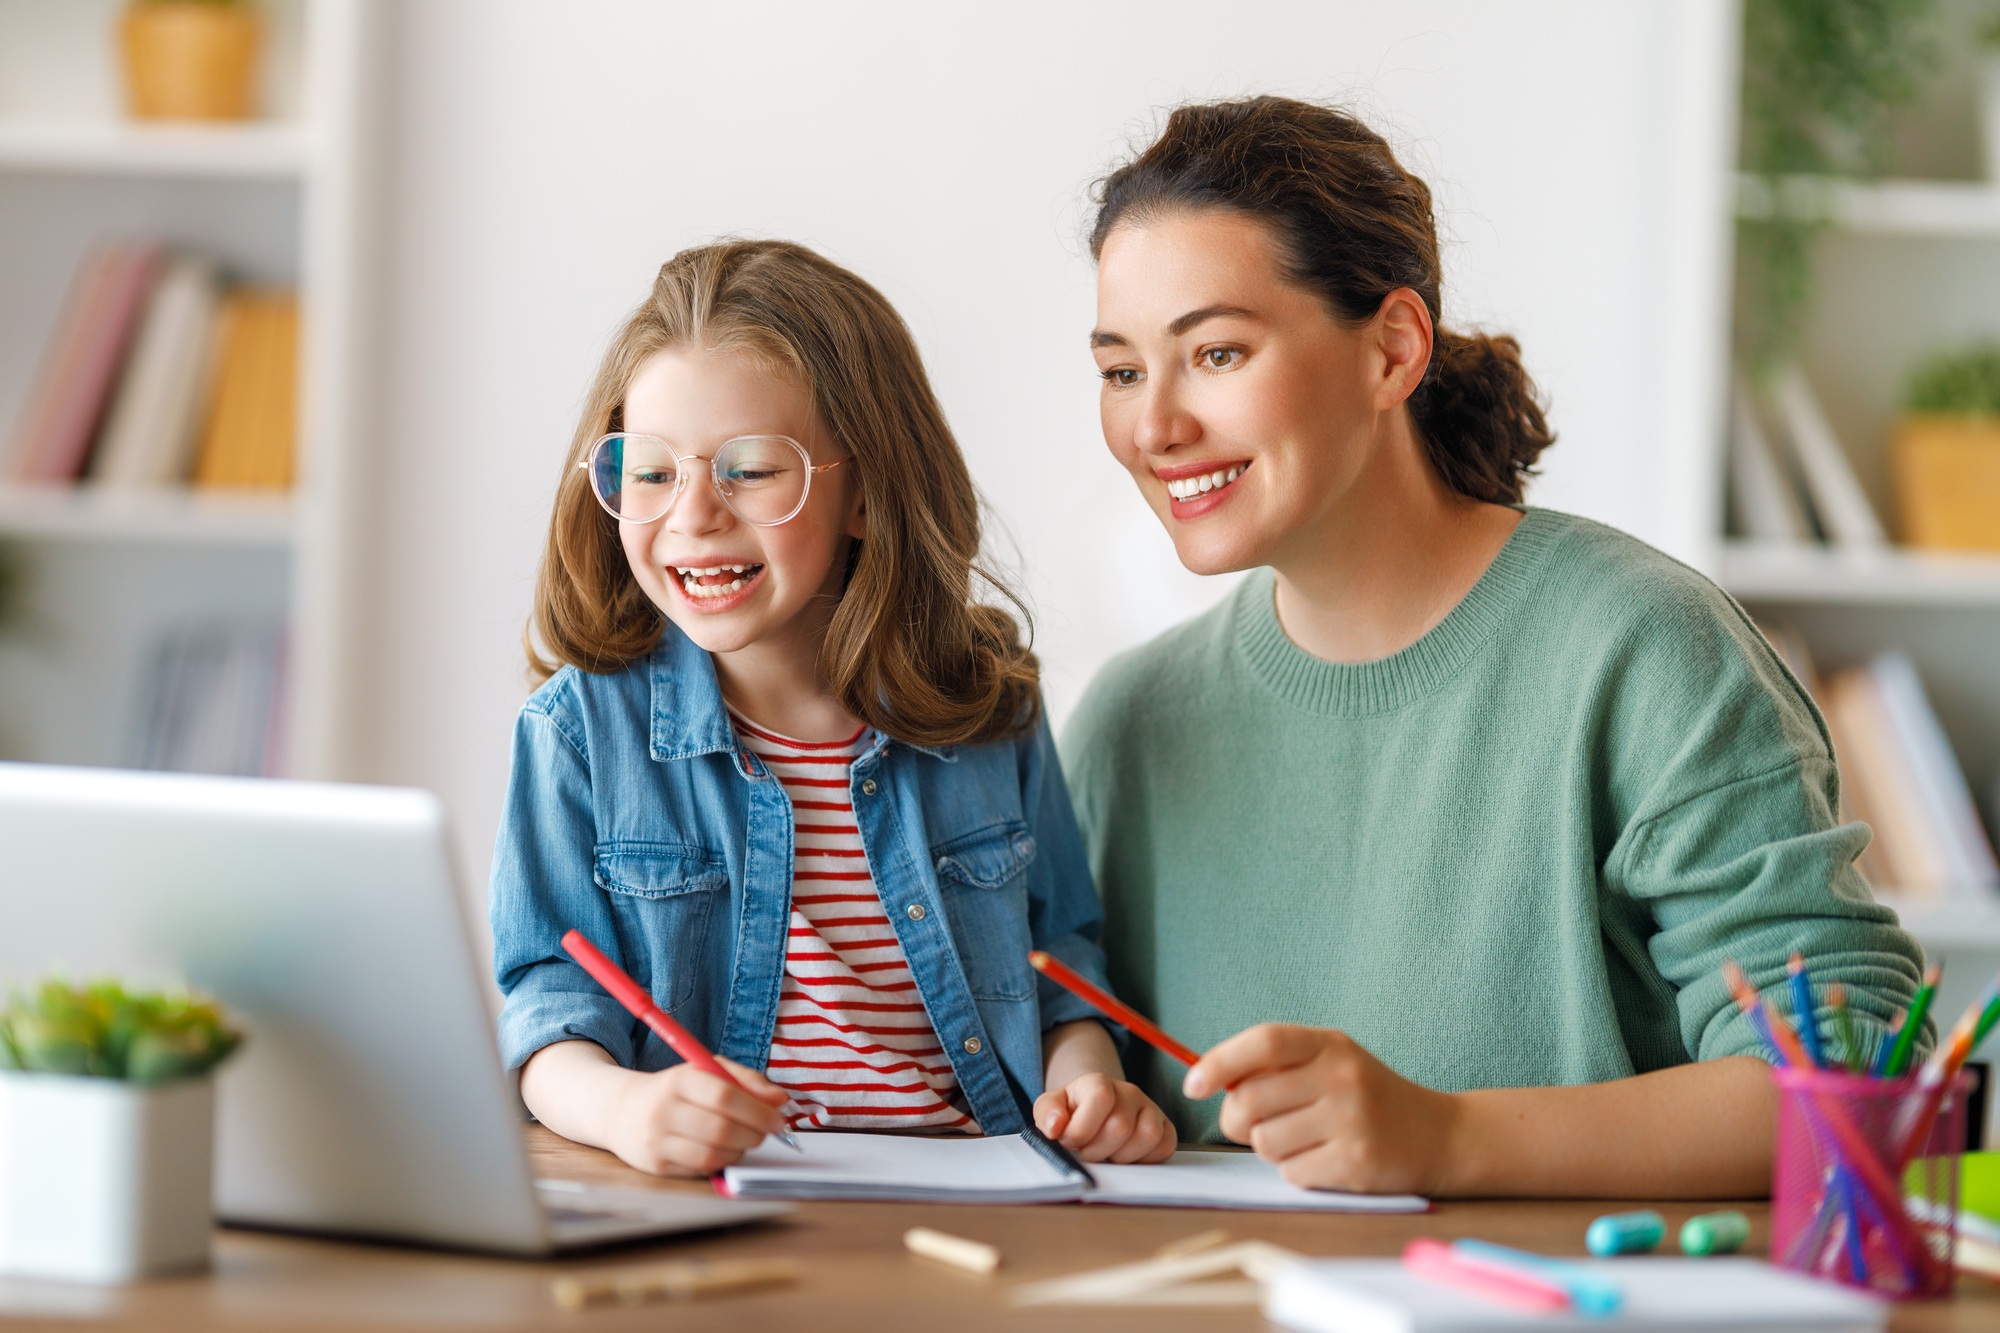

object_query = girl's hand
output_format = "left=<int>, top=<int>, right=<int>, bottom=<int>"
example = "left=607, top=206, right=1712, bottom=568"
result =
left=1034, top=1071, right=1178, bottom=1164
left=603, top=1055, right=791, bottom=1177
left=1184, top=1024, right=1458, bottom=1195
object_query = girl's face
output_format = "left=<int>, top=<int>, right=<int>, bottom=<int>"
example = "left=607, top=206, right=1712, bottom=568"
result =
left=1090, top=208, right=1428, bottom=576
left=617, top=346, right=864, bottom=659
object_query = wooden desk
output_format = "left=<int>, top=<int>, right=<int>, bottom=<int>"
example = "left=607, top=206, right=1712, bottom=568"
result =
left=3, top=1126, right=1995, bottom=1330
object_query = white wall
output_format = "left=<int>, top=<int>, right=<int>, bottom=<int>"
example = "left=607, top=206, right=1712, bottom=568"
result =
left=352, top=1, right=1734, bottom=914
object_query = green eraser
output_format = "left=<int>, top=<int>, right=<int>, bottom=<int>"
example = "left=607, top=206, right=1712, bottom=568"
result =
left=1679, top=1210, right=1750, bottom=1255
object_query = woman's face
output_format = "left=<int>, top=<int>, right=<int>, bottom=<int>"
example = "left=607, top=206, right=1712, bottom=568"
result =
left=1090, top=208, right=1426, bottom=576
left=617, top=346, right=863, bottom=659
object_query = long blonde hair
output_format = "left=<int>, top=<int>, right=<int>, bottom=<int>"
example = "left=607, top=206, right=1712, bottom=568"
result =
left=529, top=240, right=1038, bottom=748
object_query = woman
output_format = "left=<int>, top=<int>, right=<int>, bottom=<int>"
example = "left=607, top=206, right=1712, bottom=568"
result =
left=1062, top=96, right=1926, bottom=1198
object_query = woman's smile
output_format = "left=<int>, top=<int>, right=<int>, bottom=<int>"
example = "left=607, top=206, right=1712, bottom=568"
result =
left=1156, top=459, right=1251, bottom=518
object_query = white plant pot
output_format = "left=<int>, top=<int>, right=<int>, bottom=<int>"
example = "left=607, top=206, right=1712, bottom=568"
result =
left=0, top=1071, right=213, bottom=1283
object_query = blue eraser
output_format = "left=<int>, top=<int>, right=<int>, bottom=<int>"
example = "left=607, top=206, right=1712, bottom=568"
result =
left=1586, top=1209, right=1665, bottom=1256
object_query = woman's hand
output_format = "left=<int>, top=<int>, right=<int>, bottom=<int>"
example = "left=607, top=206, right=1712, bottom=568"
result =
left=603, top=1055, right=792, bottom=1177
left=1035, top=1070, right=1178, bottom=1163
left=1184, top=1023, right=1457, bottom=1194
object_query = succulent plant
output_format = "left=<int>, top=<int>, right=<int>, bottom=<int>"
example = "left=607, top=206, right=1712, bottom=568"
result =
left=1906, top=343, right=2000, bottom=415
left=0, top=979, right=241, bottom=1084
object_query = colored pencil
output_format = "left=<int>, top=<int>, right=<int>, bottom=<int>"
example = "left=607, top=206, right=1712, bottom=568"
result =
left=1882, top=963, right=1941, bottom=1078
left=1894, top=969, right=2000, bottom=1164
left=1872, top=1012, right=1906, bottom=1079
left=1788, top=953, right=1825, bottom=1069
left=561, top=928, right=803, bottom=1152
left=1027, top=950, right=1201, bottom=1067
left=1722, top=963, right=1910, bottom=1223
left=1828, top=983, right=1858, bottom=1073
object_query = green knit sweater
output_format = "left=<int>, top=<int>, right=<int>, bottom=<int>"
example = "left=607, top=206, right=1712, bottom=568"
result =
left=1063, top=508, right=1927, bottom=1144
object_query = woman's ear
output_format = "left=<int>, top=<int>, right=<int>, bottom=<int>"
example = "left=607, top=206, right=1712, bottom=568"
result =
left=1372, top=287, right=1433, bottom=411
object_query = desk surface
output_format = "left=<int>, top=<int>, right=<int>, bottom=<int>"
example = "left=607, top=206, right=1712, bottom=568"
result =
left=2, top=1126, right=1995, bottom=1330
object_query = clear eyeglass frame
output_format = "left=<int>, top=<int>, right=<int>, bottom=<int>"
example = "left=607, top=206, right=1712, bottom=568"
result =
left=578, top=432, right=848, bottom=528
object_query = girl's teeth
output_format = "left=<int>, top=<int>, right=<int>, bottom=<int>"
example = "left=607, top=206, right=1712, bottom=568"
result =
left=675, top=564, right=759, bottom=598
left=1165, top=465, right=1244, bottom=500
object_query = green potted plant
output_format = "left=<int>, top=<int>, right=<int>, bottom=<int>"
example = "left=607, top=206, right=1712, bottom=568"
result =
left=1895, top=343, right=2000, bottom=550
left=119, top=0, right=263, bottom=121
left=1736, top=0, right=1940, bottom=373
left=0, top=980, right=241, bottom=1282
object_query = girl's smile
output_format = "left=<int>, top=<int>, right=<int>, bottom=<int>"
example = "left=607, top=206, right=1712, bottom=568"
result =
left=669, top=561, right=766, bottom=608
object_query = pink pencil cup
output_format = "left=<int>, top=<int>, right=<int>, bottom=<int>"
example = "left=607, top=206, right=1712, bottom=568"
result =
left=1771, top=1066, right=1970, bottom=1299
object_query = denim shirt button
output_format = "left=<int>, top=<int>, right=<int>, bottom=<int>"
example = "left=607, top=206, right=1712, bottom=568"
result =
left=906, top=903, right=926, bottom=921
left=962, top=1037, right=982, bottom=1054
left=860, top=779, right=878, bottom=796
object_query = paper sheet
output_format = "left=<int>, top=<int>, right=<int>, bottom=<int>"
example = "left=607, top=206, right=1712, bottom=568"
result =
left=1090, top=1151, right=1429, bottom=1213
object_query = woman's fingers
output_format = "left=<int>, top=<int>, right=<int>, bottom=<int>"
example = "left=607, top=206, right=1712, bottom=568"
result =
left=1183, top=1023, right=1324, bottom=1099
left=1216, top=1061, right=1339, bottom=1144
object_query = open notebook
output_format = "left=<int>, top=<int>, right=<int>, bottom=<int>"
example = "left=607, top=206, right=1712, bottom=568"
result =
left=718, top=1130, right=1428, bottom=1212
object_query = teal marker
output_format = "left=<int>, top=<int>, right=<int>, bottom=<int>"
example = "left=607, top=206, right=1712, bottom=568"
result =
left=1679, top=1210, right=1750, bottom=1256
left=1586, top=1209, right=1664, bottom=1256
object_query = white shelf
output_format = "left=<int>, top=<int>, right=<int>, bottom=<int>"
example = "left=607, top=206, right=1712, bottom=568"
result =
left=1887, top=896, right=2000, bottom=951
left=0, top=486, right=292, bottom=548
left=1736, top=174, right=2000, bottom=239
left=0, top=119, right=308, bottom=180
left=1720, top=541, right=2000, bottom=605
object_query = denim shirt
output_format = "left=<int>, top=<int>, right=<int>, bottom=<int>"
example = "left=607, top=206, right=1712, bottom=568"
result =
left=489, top=623, right=1114, bottom=1135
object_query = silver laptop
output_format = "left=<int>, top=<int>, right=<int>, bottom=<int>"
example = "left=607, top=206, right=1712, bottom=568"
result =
left=0, top=762, right=789, bottom=1254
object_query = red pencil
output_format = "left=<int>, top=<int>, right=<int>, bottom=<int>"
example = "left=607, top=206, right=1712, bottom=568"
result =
left=1028, top=950, right=1202, bottom=1067
left=561, top=928, right=802, bottom=1152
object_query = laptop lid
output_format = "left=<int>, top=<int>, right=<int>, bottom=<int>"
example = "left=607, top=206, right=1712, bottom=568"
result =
left=0, top=763, right=554, bottom=1254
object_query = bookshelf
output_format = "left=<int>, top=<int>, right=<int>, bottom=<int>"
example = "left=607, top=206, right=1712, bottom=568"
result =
left=0, top=0, right=374, bottom=777
left=1718, top=24, right=2000, bottom=1130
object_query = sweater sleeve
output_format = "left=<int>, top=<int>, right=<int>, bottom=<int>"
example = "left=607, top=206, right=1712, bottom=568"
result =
left=1605, top=724, right=1929, bottom=1073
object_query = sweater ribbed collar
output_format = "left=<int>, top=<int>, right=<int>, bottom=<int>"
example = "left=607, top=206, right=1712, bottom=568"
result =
left=1234, top=506, right=1564, bottom=717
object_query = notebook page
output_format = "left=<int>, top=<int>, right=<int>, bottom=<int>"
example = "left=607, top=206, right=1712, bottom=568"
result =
left=1088, top=1151, right=1428, bottom=1213
left=721, top=1131, right=1081, bottom=1202
left=1265, top=1257, right=1884, bottom=1331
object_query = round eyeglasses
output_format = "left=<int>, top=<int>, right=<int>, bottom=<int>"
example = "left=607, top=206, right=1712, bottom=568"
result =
left=579, top=433, right=847, bottom=528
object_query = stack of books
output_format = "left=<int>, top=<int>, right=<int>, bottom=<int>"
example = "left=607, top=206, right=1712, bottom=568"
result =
left=3, top=238, right=298, bottom=493
left=1766, top=629, right=2000, bottom=904
left=128, top=619, right=287, bottom=777
left=1729, top=367, right=1887, bottom=548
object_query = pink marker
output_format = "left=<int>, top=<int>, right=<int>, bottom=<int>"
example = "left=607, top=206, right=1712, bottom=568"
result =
left=1402, top=1238, right=1571, bottom=1313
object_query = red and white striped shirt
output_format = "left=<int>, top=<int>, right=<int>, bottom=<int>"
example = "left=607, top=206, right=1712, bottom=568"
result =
left=731, top=711, right=976, bottom=1133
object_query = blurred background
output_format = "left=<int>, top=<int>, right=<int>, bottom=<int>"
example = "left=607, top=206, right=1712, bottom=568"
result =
left=2, top=1, right=1998, bottom=1048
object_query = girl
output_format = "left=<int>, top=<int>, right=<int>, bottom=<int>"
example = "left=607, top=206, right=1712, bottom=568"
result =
left=1065, top=97, right=1929, bottom=1198
left=491, top=240, right=1173, bottom=1176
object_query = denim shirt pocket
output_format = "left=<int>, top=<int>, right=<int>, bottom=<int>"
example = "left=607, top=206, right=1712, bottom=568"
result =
left=592, top=841, right=730, bottom=1012
left=933, top=823, right=1038, bottom=1002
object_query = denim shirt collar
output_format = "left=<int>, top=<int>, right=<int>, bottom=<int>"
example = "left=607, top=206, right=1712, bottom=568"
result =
left=645, top=623, right=956, bottom=763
